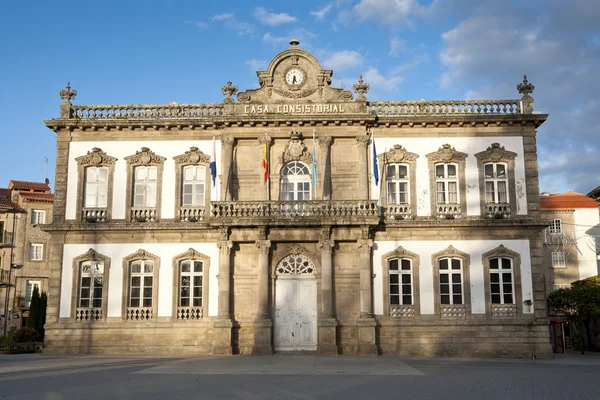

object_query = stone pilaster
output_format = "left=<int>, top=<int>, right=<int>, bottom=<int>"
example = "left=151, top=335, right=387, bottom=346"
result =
left=318, top=136, right=332, bottom=200
left=317, top=229, right=337, bottom=355
left=252, top=236, right=273, bottom=355
left=213, top=239, right=233, bottom=355
left=355, top=135, right=370, bottom=200
left=46, top=232, right=66, bottom=325
left=221, top=136, right=235, bottom=201
left=53, top=133, right=71, bottom=223
left=357, top=233, right=377, bottom=355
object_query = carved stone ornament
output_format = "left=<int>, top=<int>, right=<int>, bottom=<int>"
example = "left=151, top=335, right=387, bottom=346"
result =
left=318, top=136, right=333, bottom=147
left=125, top=147, right=166, bottom=166
left=80, top=248, right=110, bottom=263
left=217, top=241, right=233, bottom=254
left=475, top=143, right=517, bottom=162
left=221, top=136, right=235, bottom=148
left=383, top=246, right=419, bottom=261
left=255, top=240, right=271, bottom=254
left=432, top=245, right=469, bottom=260
left=75, top=147, right=117, bottom=166
left=279, top=133, right=313, bottom=165
left=426, top=144, right=467, bottom=163
left=356, top=135, right=370, bottom=148
left=221, top=81, right=238, bottom=104
left=59, top=81, right=77, bottom=103
left=272, top=86, right=318, bottom=99
left=482, top=244, right=520, bottom=263
left=174, top=248, right=209, bottom=261
left=126, top=249, right=159, bottom=262
left=274, top=244, right=319, bottom=270
left=317, top=239, right=335, bottom=254
left=173, top=146, right=211, bottom=165
left=517, top=75, right=535, bottom=114
left=353, top=75, right=370, bottom=101
left=377, top=144, right=419, bottom=164
left=357, top=238, right=373, bottom=254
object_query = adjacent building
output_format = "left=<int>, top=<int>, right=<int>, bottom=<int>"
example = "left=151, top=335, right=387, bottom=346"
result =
left=42, top=40, right=552, bottom=357
left=0, top=180, right=54, bottom=333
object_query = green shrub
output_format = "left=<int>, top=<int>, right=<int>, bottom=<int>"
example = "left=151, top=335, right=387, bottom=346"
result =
left=11, top=327, right=40, bottom=343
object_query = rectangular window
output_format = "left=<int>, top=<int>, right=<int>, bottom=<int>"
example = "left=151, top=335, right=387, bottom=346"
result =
left=84, top=166, right=108, bottom=208
left=549, top=219, right=562, bottom=234
left=483, top=163, right=509, bottom=203
left=439, top=258, right=463, bottom=305
left=489, top=257, right=514, bottom=304
left=182, top=166, right=206, bottom=206
left=129, top=261, right=154, bottom=308
left=435, top=164, right=459, bottom=204
left=30, top=210, right=46, bottom=225
left=552, top=251, right=566, bottom=268
left=29, top=244, right=44, bottom=261
left=386, top=164, right=410, bottom=205
left=25, top=280, right=41, bottom=308
left=179, top=260, right=204, bottom=307
left=78, top=261, right=104, bottom=308
left=133, top=166, right=158, bottom=207
left=389, top=258, right=412, bottom=305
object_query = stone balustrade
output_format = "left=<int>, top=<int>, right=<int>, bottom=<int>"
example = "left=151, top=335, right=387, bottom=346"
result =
left=82, top=208, right=107, bottom=223
left=179, top=207, right=207, bottom=222
left=131, top=207, right=157, bottom=222
left=491, top=304, right=517, bottom=318
left=72, top=104, right=226, bottom=119
left=75, top=307, right=102, bottom=321
left=485, top=203, right=511, bottom=219
left=440, top=305, right=466, bottom=318
left=389, top=305, right=415, bottom=318
left=385, top=205, right=412, bottom=220
left=126, top=307, right=153, bottom=321
left=176, top=306, right=203, bottom=320
left=369, top=100, right=522, bottom=116
left=436, top=204, right=462, bottom=219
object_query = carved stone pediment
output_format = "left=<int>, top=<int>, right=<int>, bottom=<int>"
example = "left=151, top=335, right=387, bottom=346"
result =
left=426, top=144, right=467, bottom=163
left=377, top=145, right=419, bottom=164
left=279, top=133, right=313, bottom=166
left=475, top=143, right=517, bottom=162
left=79, top=248, right=110, bottom=263
left=173, top=146, right=211, bottom=165
left=383, top=246, right=419, bottom=261
left=432, top=245, right=469, bottom=260
left=125, top=147, right=166, bottom=166
left=174, top=248, right=209, bottom=260
left=75, top=148, right=117, bottom=166
left=482, top=244, right=521, bottom=261
left=124, top=249, right=160, bottom=263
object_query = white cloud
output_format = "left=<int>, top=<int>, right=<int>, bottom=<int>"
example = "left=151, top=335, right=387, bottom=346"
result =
left=389, top=37, right=406, bottom=57
left=362, top=68, right=404, bottom=91
left=263, top=33, right=286, bottom=44
left=390, top=53, right=429, bottom=74
left=246, top=59, right=268, bottom=70
left=310, top=4, right=333, bottom=20
left=254, top=7, right=297, bottom=26
left=322, top=50, right=364, bottom=71
left=211, top=13, right=253, bottom=35
left=185, top=20, right=208, bottom=29
left=212, top=13, right=233, bottom=21
left=350, top=0, right=436, bottom=25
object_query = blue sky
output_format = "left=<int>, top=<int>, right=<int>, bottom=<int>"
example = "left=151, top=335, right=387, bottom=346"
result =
left=1, top=0, right=598, bottom=194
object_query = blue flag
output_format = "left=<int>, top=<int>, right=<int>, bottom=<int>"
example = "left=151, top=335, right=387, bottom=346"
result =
left=372, top=130, right=379, bottom=186
left=210, top=135, right=217, bottom=187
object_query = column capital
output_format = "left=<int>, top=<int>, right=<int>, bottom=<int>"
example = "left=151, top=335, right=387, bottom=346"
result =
left=258, top=136, right=272, bottom=146
left=357, top=238, right=373, bottom=254
left=317, top=239, right=335, bottom=254
left=221, top=136, right=235, bottom=148
left=217, top=241, right=233, bottom=255
left=255, top=240, right=271, bottom=254
left=355, top=135, right=370, bottom=148
left=318, top=136, right=333, bottom=147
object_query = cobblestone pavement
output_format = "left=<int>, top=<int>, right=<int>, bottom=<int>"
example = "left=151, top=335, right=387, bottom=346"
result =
left=0, top=353, right=599, bottom=400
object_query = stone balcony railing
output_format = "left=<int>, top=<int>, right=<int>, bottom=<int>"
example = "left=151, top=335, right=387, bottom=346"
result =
left=440, top=305, right=466, bottom=318
left=176, top=306, right=203, bottom=320
left=82, top=208, right=107, bottom=223
left=485, top=203, right=511, bottom=219
left=127, top=307, right=153, bottom=321
left=435, top=204, right=462, bottom=219
left=0, top=231, right=14, bottom=248
left=389, top=305, right=416, bottom=318
left=179, top=207, right=207, bottom=222
left=72, top=103, right=226, bottom=119
left=369, top=100, right=522, bottom=116
left=210, top=200, right=379, bottom=226
left=75, top=307, right=103, bottom=321
left=130, top=207, right=157, bottom=222
left=385, top=205, right=412, bottom=220
left=491, top=304, right=517, bottom=318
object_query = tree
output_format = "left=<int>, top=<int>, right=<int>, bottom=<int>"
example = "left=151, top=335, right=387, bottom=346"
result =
left=26, top=286, right=40, bottom=333
left=38, top=292, right=47, bottom=339
left=548, top=276, right=600, bottom=354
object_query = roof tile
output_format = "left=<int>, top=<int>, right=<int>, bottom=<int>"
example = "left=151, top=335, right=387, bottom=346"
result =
left=540, top=191, right=599, bottom=210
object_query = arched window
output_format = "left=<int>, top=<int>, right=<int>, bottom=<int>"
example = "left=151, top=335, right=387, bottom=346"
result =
left=388, top=258, right=412, bottom=305
left=438, top=257, right=463, bottom=305
left=178, top=259, right=204, bottom=307
left=79, top=261, right=104, bottom=309
left=71, top=249, right=111, bottom=322
left=489, top=257, right=514, bottom=304
left=122, top=249, right=160, bottom=321
left=280, top=161, right=311, bottom=201
left=129, top=260, right=154, bottom=308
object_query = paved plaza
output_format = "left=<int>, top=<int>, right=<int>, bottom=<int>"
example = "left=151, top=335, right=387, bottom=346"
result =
left=1, top=353, right=599, bottom=399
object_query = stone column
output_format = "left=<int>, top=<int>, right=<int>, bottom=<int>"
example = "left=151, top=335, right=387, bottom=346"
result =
left=318, top=136, right=333, bottom=200
left=213, top=239, right=233, bottom=355
left=355, top=135, right=370, bottom=200
left=221, top=136, right=235, bottom=201
left=252, top=236, right=273, bottom=355
left=357, top=232, right=377, bottom=355
left=258, top=136, right=272, bottom=201
left=317, top=229, right=337, bottom=355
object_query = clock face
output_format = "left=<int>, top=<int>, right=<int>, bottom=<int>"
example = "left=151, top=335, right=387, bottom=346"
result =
left=286, top=69, right=304, bottom=85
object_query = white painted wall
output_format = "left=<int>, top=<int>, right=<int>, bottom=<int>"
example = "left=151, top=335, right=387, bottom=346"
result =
left=65, top=140, right=221, bottom=220
left=60, top=243, right=220, bottom=318
left=573, top=208, right=600, bottom=279
left=373, top=239, right=533, bottom=315
left=369, top=136, right=527, bottom=216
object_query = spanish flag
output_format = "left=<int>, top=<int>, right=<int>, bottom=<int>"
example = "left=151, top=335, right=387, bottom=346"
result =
left=262, top=132, right=269, bottom=185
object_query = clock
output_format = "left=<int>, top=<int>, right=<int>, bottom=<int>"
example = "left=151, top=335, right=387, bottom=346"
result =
left=286, top=69, right=304, bottom=85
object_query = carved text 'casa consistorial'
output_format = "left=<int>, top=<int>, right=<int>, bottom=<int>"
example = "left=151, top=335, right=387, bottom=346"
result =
left=244, top=104, right=346, bottom=114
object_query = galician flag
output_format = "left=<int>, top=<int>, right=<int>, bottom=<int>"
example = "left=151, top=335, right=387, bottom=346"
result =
left=372, top=129, right=379, bottom=186
left=209, top=135, right=217, bottom=187
left=312, top=129, right=318, bottom=188
left=262, top=131, right=269, bottom=185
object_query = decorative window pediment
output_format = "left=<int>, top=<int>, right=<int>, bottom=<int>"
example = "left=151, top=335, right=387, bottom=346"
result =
left=377, top=145, right=419, bottom=164
left=76, top=248, right=111, bottom=263
left=382, top=245, right=419, bottom=261
left=174, top=248, right=210, bottom=261
left=432, top=245, right=469, bottom=260
left=475, top=143, right=517, bottom=163
left=426, top=144, right=467, bottom=163
left=482, top=244, right=521, bottom=264
left=123, top=249, right=160, bottom=264
left=273, top=244, right=319, bottom=275
left=173, top=146, right=211, bottom=165
left=125, top=147, right=166, bottom=166
left=76, top=147, right=117, bottom=166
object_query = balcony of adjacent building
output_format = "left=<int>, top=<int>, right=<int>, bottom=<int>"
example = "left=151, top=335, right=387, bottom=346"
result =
left=0, top=230, right=14, bottom=248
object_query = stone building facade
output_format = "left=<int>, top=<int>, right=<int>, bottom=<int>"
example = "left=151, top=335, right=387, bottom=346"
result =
left=43, top=41, right=551, bottom=357
left=0, top=180, right=54, bottom=333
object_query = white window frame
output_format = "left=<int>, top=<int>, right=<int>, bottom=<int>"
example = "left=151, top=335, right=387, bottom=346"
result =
left=388, top=258, right=413, bottom=305
left=133, top=166, right=158, bottom=208
left=182, top=165, right=206, bottom=207
left=84, top=166, right=109, bottom=208
left=386, top=163, right=410, bottom=205
left=25, top=280, right=41, bottom=308
left=30, top=209, right=46, bottom=225
left=280, top=161, right=311, bottom=201
left=129, top=260, right=154, bottom=308
left=29, top=243, right=44, bottom=261
left=435, top=163, right=459, bottom=204
left=483, top=162, right=509, bottom=203
left=552, top=251, right=566, bottom=268
left=438, top=257, right=464, bottom=305
left=549, top=219, right=562, bottom=234
left=178, top=259, right=204, bottom=307
left=78, top=261, right=104, bottom=308
left=489, top=257, right=515, bottom=305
